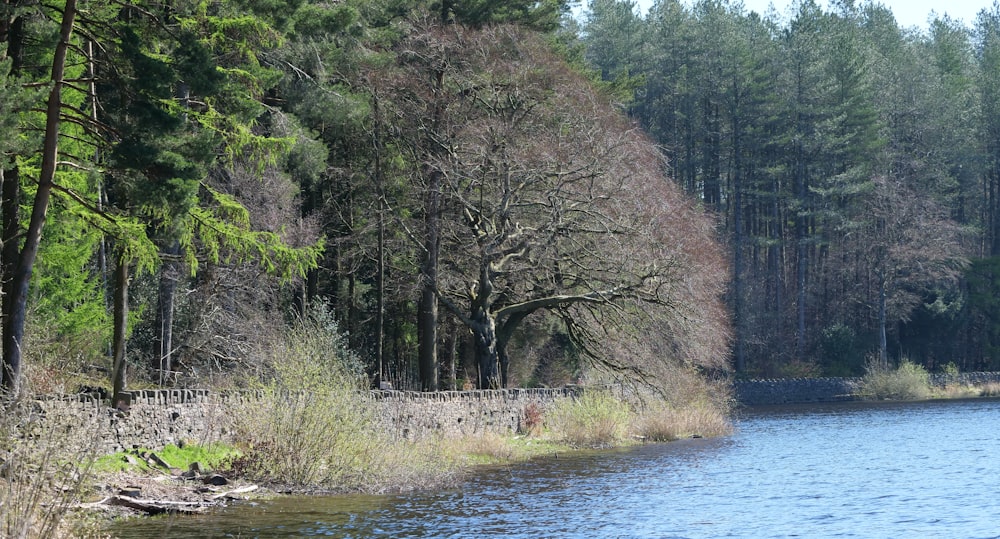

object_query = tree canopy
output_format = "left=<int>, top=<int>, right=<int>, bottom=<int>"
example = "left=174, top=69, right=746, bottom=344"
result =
left=0, top=0, right=732, bottom=395
left=583, top=0, right=989, bottom=375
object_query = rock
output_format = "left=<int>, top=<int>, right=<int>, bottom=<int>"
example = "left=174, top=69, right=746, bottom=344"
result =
left=188, top=461, right=202, bottom=474
left=119, top=486, right=141, bottom=498
left=202, top=474, right=228, bottom=486
left=146, top=452, right=171, bottom=470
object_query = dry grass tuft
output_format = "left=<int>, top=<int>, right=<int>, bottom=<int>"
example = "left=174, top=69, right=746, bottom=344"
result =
left=933, top=384, right=980, bottom=399
left=634, top=402, right=733, bottom=442
left=978, top=382, right=1000, bottom=397
left=546, top=390, right=633, bottom=448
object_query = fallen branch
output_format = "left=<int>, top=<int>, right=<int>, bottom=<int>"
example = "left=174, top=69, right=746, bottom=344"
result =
left=210, top=484, right=259, bottom=500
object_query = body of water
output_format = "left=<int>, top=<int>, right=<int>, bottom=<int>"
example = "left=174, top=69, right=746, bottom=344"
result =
left=108, top=398, right=1000, bottom=538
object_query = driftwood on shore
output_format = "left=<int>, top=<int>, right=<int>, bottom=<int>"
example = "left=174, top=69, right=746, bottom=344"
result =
left=107, top=495, right=207, bottom=515
left=80, top=495, right=206, bottom=515
left=80, top=485, right=259, bottom=516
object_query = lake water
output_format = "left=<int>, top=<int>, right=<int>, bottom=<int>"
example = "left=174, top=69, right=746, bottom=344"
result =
left=107, top=398, right=1000, bottom=538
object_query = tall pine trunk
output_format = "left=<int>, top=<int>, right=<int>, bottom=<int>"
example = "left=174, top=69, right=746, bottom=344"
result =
left=878, top=277, right=888, bottom=368
left=2, top=0, right=77, bottom=393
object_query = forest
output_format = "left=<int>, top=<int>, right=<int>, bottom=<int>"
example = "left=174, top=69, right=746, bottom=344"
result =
left=0, top=0, right=731, bottom=398
left=1, top=0, right=997, bottom=399
left=584, top=0, right=1000, bottom=376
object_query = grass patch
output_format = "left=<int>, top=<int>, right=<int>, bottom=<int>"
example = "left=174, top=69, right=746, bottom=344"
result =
left=441, top=433, right=568, bottom=466
left=857, top=359, right=931, bottom=400
left=93, top=442, right=240, bottom=474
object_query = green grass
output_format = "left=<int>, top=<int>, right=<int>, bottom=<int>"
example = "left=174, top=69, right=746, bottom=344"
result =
left=93, top=442, right=241, bottom=474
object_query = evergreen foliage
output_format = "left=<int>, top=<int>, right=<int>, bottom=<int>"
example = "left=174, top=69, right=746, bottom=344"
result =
left=582, top=0, right=996, bottom=375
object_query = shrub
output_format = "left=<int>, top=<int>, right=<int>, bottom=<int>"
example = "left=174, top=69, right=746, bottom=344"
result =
left=857, top=358, right=931, bottom=400
left=546, top=390, right=633, bottom=448
left=227, top=307, right=458, bottom=492
left=0, top=398, right=99, bottom=538
left=520, top=401, right=545, bottom=436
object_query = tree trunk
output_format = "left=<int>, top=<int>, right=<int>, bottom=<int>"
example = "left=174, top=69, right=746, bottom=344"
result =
left=440, top=321, right=456, bottom=390
left=731, top=97, right=746, bottom=373
left=153, top=244, right=180, bottom=385
left=472, top=311, right=501, bottom=389
left=418, top=163, right=442, bottom=391
left=375, top=209, right=386, bottom=386
left=878, top=277, right=888, bottom=368
left=1, top=7, right=25, bottom=348
left=111, top=255, right=130, bottom=406
left=1, top=166, right=19, bottom=386
left=372, top=90, right=387, bottom=388
left=495, top=310, right=529, bottom=388
left=1, top=8, right=25, bottom=391
left=2, top=0, right=77, bottom=394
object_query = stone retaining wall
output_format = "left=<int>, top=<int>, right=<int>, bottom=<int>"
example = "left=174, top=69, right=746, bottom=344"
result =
left=21, top=373, right=1000, bottom=453
left=734, top=377, right=860, bottom=406
left=30, top=390, right=232, bottom=455
left=734, top=372, right=1000, bottom=406
left=25, top=387, right=589, bottom=453
left=372, top=387, right=585, bottom=440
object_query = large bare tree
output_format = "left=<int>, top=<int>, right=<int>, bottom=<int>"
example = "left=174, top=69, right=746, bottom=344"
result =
left=389, top=23, right=730, bottom=388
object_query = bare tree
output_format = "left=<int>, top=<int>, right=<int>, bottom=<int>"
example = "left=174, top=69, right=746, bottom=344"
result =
left=847, top=175, right=968, bottom=366
left=389, top=24, right=731, bottom=388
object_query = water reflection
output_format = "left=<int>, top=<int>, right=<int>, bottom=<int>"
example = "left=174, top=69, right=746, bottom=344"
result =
left=109, top=399, right=1000, bottom=539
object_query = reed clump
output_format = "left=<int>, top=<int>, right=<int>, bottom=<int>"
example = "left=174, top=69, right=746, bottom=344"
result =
left=634, top=402, right=732, bottom=442
left=978, top=381, right=1000, bottom=397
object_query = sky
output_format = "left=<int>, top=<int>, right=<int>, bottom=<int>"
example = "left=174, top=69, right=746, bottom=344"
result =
left=595, top=0, right=992, bottom=31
